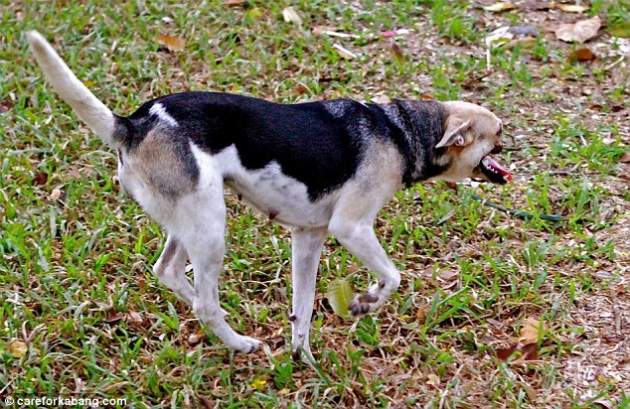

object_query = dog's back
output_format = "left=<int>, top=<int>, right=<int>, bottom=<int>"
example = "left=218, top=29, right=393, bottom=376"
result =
left=124, top=92, right=371, bottom=202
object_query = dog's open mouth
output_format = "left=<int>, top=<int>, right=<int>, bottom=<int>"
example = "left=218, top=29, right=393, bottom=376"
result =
left=476, top=155, right=513, bottom=184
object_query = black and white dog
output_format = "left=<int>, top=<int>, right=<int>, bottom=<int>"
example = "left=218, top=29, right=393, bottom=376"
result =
left=27, top=31, right=511, bottom=361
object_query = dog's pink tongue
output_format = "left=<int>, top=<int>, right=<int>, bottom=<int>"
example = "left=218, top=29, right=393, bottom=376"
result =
left=483, top=156, right=513, bottom=182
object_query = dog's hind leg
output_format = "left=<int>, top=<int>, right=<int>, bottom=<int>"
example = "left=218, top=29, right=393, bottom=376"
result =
left=175, top=183, right=261, bottom=353
left=290, top=226, right=327, bottom=363
left=153, top=235, right=195, bottom=305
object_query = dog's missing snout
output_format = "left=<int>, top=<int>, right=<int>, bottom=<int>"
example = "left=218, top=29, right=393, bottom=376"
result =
left=27, top=31, right=511, bottom=362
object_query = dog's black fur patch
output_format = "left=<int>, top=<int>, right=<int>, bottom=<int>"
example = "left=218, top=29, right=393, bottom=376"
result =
left=369, top=100, right=448, bottom=185
left=117, top=92, right=448, bottom=200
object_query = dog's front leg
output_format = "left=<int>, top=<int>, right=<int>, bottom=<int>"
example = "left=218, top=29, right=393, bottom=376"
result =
left=290, top=226, right=327, bottom=363
left=328, top=218, right=401, bottom=316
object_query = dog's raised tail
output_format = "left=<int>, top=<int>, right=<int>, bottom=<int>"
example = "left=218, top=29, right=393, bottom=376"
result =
left=26, top=30, right=120, bottom=147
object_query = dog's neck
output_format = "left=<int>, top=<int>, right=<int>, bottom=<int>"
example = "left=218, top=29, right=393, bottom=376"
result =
left=379, top=100, right=449, bottom=186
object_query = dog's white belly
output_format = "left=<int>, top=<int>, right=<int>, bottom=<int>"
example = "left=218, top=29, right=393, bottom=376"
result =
left=196, top=145, right=338, bottom=227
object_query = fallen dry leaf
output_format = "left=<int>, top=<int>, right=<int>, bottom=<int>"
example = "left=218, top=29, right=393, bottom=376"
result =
left=48, top=187, right=62, bottom=201
left=223, top=0, right=246, bottom=5
left=619, top=152, right=630, bottom=163
left=126, top=311, right=143, bottom=325
left=416, top=304, right=428, bottom=323
left=0, top=98, right=12, bottom=114
left=105, top=311, right=124, bottom=323
left=156, top=34, right=185, bottom=52
left=199, top=396, right=214, bottom=409
left=519, top=342, right=539, bottom=360
left=33, top=171, right=48, bottom=186
left=187, top=330, right=205, bottom=346
left=569, top=47, right=597, bottom=62
left=439, top=270, right=459, bottom=281
left=495, top=341, right=539, bottom=361
left=483, top=2, right=516, bottom=12
left=518, top=317, right=541, bottom=345
left=426, top=373, right=440, bottom=388
left=282, top=7, right=302, bottom=26
left=496, top=344, right=518, bottom=361
left=557, top=4, right=589, bottom=13
left=7, top=339, right=28, bottom=358
left=390, top=42, right=404, bottom=60
left=555, top=16, right=601, bottom=43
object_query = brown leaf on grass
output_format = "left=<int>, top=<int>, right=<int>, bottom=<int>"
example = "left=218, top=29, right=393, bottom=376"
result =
left=569, top=47, right=597, bottom=62
left=48, top=187, right=62, bottom=202
left=187, top=330, right=205, bottom=346
left=156, top=34, right=185, bottom=52
left=390, top=42, right=404, bottom=60
left=495, top=342, right=538, bottom=361
left=619, top=152, right=630, bottom=163
left=105, top=311, right=124, bottom=323
left=33, top=171, right=48, bottom=186
left=223, top=0, right=246, bottom=5
left=496, top=344, right=518, bottom=361
left=520, top=342, right=539, bottom=360
left=294, top=83, right=308, bottom=95
left=199, top=396, right=214, bottom=409
left=7, top=339, right=28, bottom=358
left=347, top=262, right=360, bottom=273
left=416, top=304, right=428, bottom=323
left=439, top=270, right=459, bottom=281
left=518, top=317, right=541, bottom=344
left=555, top=16, right=601, bottom=43
left=0, top=98, right=13, bottom=114
left=426, top=373, right=440, bottom=388
left=125, top=311, right=143, bottom=325
left=557, top=4, right=589, bottom=13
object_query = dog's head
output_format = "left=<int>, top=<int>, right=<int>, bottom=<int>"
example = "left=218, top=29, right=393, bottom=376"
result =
left=432, top=101, right=512, bottom=184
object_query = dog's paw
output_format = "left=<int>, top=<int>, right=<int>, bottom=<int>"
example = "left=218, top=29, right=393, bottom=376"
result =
left=349, top=293, right=380, bottom=316
left=291, top=345, right=316, bottom=365
left=232, top=336, right=262, bottom=354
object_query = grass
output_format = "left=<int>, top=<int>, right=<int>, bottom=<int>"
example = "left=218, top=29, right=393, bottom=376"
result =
left=1, top=0, right=629, bottom=407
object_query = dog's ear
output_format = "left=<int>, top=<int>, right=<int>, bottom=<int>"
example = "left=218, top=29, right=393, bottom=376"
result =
left=436, top=117, right=472, bottom=148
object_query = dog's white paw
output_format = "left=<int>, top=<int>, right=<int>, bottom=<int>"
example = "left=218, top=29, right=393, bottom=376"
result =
left=349, top=281, right=390, bottom=316
left=231, top=336, right=262, bottom=354
left=349, top=293, right=381, bottom=315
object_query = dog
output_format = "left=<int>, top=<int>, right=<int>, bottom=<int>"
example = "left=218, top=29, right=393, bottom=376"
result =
left=27, top=31, right=511, bottom=361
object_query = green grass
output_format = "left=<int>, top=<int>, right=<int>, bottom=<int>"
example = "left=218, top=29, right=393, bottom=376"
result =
left=1, top=0, right=629, bottom=407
